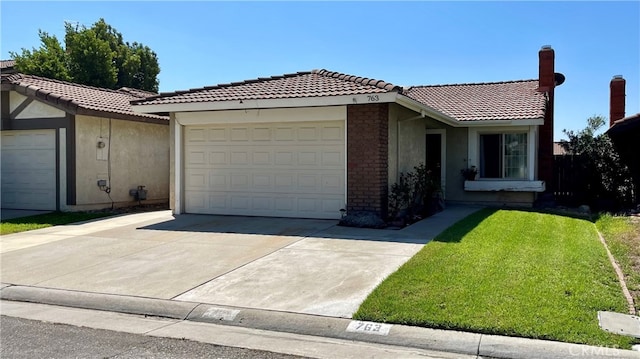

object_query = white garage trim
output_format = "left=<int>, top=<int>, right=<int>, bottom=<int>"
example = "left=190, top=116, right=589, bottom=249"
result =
left=1, top=129, right=57, bottom=210
left=134, top=93, right=396, bottom=114
left=181, top=119, right=346, bottom=219
left=176, top=106, right=346, bottom=125
left=175, top=119, right=183, bottom=214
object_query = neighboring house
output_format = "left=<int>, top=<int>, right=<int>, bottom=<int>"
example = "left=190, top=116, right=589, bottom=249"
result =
left=0, top=73, right=170, bottom=211
left=553, top=142, right=568, bottom=156
left=606, top=75, right=640, bottom=205
left=0, top=60, right=17, bottom=74
left=132, top=46, right=562, bottom=220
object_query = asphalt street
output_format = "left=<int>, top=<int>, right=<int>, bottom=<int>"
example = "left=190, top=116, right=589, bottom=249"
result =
left=0, top=315, right=308, bottom=359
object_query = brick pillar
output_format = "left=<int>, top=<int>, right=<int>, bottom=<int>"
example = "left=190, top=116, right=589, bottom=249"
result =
left=610, top=75, right=626, bottom=127
left=346, top=103, right=389, bottom=219
left=538, top=46, right=555, bottom=191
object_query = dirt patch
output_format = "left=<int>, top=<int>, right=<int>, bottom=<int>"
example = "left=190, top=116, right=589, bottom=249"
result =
left=86, top=202, right=170, bottom=216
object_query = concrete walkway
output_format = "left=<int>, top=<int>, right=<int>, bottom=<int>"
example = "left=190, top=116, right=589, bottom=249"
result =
left=2, top=205, right=639, bottom=358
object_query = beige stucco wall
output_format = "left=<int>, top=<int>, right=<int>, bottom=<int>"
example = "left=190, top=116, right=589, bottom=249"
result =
left=9, top=91, right=66, bottom=119
left=388, top=104, right=424, bottom=186
left=388, top=107, right=536, bottom=207
left=74, top=115, right=169, bottom=208
left=444, top=126, right=535, bottom=206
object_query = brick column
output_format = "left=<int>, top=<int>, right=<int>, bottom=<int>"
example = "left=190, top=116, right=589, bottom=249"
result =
left=610, top=75, right=626, bottom=127
left=538, top=46, right=555, bottom=191
left=346, top=103, right=389, bottom=218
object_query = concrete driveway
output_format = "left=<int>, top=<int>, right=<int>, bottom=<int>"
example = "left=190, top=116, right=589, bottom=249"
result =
left=0, top=207, right=478, bottom=318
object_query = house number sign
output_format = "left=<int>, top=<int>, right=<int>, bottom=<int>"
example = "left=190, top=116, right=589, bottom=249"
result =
left=346, top=320, right=392, bottom=336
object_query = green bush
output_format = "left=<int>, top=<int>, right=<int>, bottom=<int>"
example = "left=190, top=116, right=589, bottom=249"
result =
left=388, top=163, right=442, bottom=223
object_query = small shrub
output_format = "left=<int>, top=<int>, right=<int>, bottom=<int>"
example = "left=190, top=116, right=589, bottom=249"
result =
left=389, top=163, right=443, bottom=224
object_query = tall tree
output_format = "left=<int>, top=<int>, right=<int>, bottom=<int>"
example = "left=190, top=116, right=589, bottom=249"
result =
left=11, top=31, right=70, bottom=81
left=10, top=19, right=160, bottom=92
left=561, top=115, right=634, bottom=209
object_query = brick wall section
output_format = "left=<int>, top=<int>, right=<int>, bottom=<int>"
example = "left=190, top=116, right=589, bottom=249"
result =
left=610, top=77, right=626, bottom=127
left=538, top=47, right=555, bottom=192
left=346, top=103, right=389, bottom=218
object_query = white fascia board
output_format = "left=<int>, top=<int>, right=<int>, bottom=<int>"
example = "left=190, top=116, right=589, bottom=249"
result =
left=463, top=118, right=544, bottom=127
left=133, top=92, right=398, bottom=114
left=395, top=95, right=461, bottom=127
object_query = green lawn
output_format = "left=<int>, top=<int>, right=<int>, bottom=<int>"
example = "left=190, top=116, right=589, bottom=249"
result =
left=0, top=211, right=114, bottom=235
left=596, top=214, right=640, bottom=313
left=354, top=208, right=637, bottom=348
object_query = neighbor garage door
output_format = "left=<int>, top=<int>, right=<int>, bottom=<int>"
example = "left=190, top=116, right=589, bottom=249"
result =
left=184, top=121, right=345, bottom=219
left=1, top=130, right=57, bottom=210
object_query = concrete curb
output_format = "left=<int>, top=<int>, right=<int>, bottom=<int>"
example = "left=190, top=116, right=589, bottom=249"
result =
left=2, top=284, right=639, bottom=359
left=0, top=285, right=199, bottom=320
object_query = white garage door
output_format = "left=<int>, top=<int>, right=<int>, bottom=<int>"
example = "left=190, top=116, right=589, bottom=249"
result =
left=1, top=130, right=57, bottom=210
left=184, top=121, right=345, bottom=219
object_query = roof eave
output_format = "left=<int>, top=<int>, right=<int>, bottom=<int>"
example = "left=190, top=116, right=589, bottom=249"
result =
left=394, top=94, right=461, bottom=127
left=6, top=83, right=168, bottom=124
left=132, top=92, right=400, bottom=114
left=462, top=118, right=545, bottom=126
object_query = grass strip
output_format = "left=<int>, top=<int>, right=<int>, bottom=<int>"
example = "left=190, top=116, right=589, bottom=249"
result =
left=354, top=208, right=637, bottom=348
left=596, top=214, right=640, bottom=313
left=1, top=212, right=114, bottom=235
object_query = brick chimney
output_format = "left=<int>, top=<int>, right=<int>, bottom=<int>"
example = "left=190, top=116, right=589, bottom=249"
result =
left=537, top=45, right=556, bottom=191
left=610, top=75, right=626, bottom=127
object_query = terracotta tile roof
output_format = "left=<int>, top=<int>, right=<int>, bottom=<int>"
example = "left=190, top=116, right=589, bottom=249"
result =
left=133, top=69, right=402, bottom=105
left=2, top=73, right=167, bottom=123
left=1, top=59, right=15, bottom=69
left=116, top=87, right=158, bottom=99
left=554, top=142, right=568, bottom=155
left=404, top=80, right=546, bottom=121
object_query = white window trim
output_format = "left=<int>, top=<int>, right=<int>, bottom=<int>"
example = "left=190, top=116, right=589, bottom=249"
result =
left=466, top=126, right=543, bottom=192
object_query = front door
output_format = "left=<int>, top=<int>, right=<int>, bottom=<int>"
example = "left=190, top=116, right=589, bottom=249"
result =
left=425, top=133, right=442, bottom=186
left=425, top=130, right=446, bottom=197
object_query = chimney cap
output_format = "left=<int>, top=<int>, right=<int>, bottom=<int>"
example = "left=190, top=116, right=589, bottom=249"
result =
left=541, top=45, right=553, bottom=50
left=612, top=75, right=624, bottom=80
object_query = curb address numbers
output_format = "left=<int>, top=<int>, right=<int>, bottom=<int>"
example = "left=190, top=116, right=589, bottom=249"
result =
left=346, top=320, right=392, bottom=336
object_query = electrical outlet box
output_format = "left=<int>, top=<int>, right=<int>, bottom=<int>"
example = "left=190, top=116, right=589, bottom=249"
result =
left=97, top=179, right=107, bottom=187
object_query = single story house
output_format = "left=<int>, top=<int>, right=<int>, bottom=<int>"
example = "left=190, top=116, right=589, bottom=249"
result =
left=132, top=46, right=563, bottom=220
left=1, top=72, right=170, bottom=211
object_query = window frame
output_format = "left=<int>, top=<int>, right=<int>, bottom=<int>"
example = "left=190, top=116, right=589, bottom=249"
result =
left=479, top=132, right=529, bottom=179
left=468, top=126, right=537, bottom=182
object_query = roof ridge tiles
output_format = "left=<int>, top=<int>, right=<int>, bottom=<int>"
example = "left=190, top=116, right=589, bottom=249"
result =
left=133, top=70, right=318, bottom=104
left=9, top=73, right=138, bottom=95
left=311, top=68, right=401, bottom=92
left=407, top=78, right=538, bottom=90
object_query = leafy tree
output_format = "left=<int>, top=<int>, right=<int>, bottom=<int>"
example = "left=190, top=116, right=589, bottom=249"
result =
left=10, top=19, right=160, bottom=92
left=11, top=31, right=70, bottom=81
left=560, top=115, right=634, bottom=210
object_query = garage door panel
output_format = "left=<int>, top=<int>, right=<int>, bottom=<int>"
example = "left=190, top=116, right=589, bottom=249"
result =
left=1, top=130, right=56, bottom=210
left=184, top=121, right=345, bottom=219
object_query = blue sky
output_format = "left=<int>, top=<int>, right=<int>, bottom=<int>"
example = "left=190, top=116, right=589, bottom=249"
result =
left=2, top=1, right=638, bottom=140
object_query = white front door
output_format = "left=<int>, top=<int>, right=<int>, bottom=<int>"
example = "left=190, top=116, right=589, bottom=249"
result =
left=183, top=121, right=345, bottom=219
